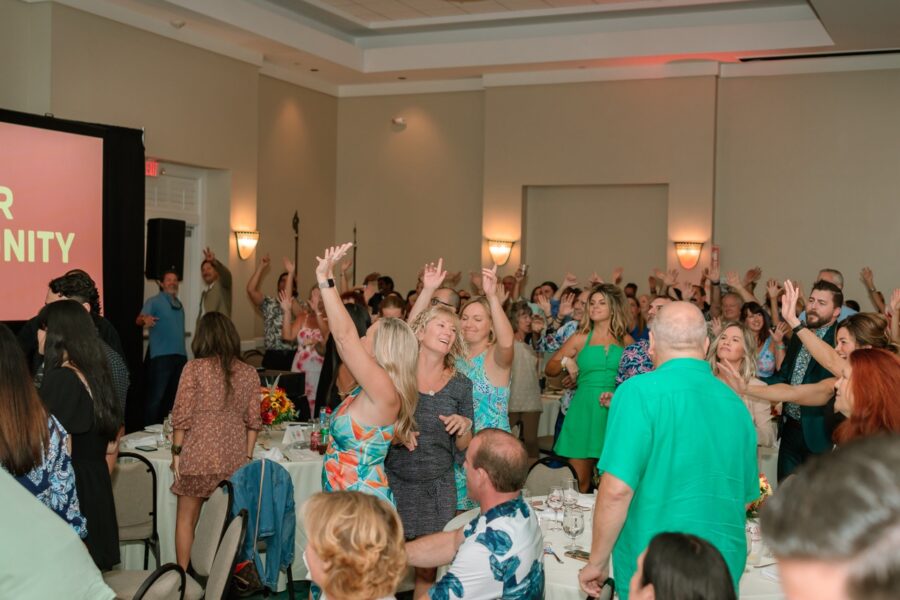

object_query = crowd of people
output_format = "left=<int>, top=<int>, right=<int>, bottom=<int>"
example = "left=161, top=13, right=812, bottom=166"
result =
left=2, top=246, right=899, bottom=600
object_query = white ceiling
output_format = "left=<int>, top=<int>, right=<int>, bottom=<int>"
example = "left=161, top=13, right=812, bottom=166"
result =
left=36, top=0, right=900, bottom=96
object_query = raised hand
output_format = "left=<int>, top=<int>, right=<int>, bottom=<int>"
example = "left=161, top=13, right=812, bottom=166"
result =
left=277, top=289, right=293, bottom=312
left=890, top=289, right=900, bottom=314
left=726, top=271, right=742, bottom=288
left=445, top=271, right=462, bottom=286
left=469, top=270, right=483, bottom=292
left=743, top=266, right=762, bottom=287
left=677, top=280, right=693, bottom=300
left=710, top=316, right=723, bottom=337
left=536, top=293, right=552, bottom=319
left=706, top=263, right=720, bottom=283
left=771, top=321, right=790, bottom=343
left=766, top=278, right=782, bottom=299
left=860, top=267, right=875, bottom=289
left=315, top=243, right=353, bottom=279
left=421, top=258, right=447, bottom=291
left=202, top=247, right=215, bottom=262
left=561, top=272, right=579, bottom=289
left=481, top=265, right=500, bottom=297
left=259, top=253, right=271, bottom=270
left=340, top=257, right=353, bottom=274
left=664, top=269, right=679, bottom=287
left=611, top=267, right=624, bottom=285
left=781, top=280, right=802, bottom=327
left=558, top=292, right=576, bottom=318
left=514, top=265, right=527, bottom=282
left=283, top=256, right=295, bottom=273
left=588, top=272, right=604, bottom=286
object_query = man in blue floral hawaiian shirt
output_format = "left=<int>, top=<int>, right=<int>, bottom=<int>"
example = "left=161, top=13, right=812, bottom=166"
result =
left=406, top=429, right=544, bottom=599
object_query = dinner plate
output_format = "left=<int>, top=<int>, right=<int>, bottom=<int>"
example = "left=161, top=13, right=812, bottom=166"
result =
left=144, top=424, right=163, bottom=433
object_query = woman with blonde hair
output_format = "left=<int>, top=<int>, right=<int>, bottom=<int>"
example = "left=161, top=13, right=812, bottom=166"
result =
left=386, top=266, right=473, bottom=595
left=455, top=265, right=515, bottom=508
left=303, top=491, right=406, bottom=600
left=708, top=322, right=776, bottom=459
left=546, top=284, right=633, bottom=491
left=316, top=244, right=419, bottom=505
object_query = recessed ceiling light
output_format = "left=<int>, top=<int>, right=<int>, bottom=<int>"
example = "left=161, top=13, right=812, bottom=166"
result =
left=310, top=68, right=319, bottom=72
left=170, top=20, right=186, bottom=29
left=397, top=76, right=407, bottom=80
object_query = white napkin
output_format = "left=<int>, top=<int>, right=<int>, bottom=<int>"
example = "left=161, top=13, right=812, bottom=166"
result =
left=124, top=435, right=158, bottom=450
left=254, top=447, right=286, bottom=462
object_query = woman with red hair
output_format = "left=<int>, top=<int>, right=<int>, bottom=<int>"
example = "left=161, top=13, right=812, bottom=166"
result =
left=832, top=348, right=900, bottom=444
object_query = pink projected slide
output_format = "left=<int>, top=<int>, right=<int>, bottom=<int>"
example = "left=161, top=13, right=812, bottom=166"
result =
left=0, top=122, right=103, bottom=321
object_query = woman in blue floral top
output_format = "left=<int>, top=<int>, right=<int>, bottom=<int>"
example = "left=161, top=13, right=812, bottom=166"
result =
left=0, top=324, right=86, bottom=538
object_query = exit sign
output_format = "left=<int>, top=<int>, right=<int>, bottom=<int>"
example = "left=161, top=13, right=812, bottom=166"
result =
left=145, top=159, right=160, bottom=177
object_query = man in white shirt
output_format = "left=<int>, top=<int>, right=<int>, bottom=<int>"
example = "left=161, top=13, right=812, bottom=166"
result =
left=406, top=429, right=544, bottom=599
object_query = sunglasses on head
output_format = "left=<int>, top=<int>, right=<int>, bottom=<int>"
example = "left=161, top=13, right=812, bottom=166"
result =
left=430, top=298, right=454, bottom=309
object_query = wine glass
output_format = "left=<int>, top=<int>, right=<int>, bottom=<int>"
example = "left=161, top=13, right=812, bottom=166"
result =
left=563, top=477, right=579, bottom=508
left=547, top=485, right=564, bottom=531
left=562, top=506, right=585, bottom=551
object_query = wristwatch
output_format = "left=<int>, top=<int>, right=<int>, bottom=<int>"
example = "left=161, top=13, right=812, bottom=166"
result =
left=318, top=278, right=336, bottom=289
left=171, top=444, right=183, bottom=455
left=791, top=323, right=806, bottom=335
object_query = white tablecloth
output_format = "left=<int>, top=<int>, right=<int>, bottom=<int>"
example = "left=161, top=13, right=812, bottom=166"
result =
left=118, top=428, right=323, bottom=584
left=539, top=393, right=562, bottom=438
left=535, top=496, right=784, bottom=600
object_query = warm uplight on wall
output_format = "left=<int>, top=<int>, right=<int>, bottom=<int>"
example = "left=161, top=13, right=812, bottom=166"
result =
left=674, top=241, right=703, bottom=270
left=487, top=239, right=515, bottom=266
left=234, top=230, right=260, bottom=260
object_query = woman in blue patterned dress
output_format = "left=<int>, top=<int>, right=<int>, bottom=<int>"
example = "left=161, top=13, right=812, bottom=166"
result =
left=315, top=244, right=419, bottom=506
left=455, top=265, right=515, bottom=509
left=0, top=324, right=86, bottom=538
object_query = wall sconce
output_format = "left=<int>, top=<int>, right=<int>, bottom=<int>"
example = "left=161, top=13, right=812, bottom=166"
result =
left=234, top=230, right=260, bottom=260
left=487, top=239, right=515, bottom=266
left=674, top=241, right=703, bottom=270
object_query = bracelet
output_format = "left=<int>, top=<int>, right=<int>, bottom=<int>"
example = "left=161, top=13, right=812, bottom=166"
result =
left=870, top=288, right=877, bottom=293
left=777, top=344, right=787, bottom=350
left=171, top=444, right=183, bottom=455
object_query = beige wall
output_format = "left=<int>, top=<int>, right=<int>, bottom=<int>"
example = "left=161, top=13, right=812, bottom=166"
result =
left=715, top=69, right=900, bottom=306
left=483, top=77, right=718, bottom=286
left=48, top=3, right=260, bottom=337
left=257, top=76, right=338, bottom=310
left=525, top=185, right=668, bottom=291
left=335, top=92, right=484, bottom=295
left=0, top=0, right=51, bottom=114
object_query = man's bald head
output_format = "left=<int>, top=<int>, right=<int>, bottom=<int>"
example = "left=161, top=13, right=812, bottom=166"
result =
left=649, top=301, right=709, bottom=362
left=470, top=429, right=529, bottom=493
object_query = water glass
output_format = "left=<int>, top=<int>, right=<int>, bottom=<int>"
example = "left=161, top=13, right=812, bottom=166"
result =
left=562, top=506, right=585, bottom=550
left=547, top=485, right=564, bottom=530
left=563, top=477, right=579, bottom=508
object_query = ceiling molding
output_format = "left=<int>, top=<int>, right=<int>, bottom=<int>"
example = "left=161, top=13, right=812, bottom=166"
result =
left=719, top=51, right=900, bottom=77
left=259, top=64, right=341, bottom=96
left=482, top=61, right=720, bottom=87
left=338, top=77, right=484, bottom=97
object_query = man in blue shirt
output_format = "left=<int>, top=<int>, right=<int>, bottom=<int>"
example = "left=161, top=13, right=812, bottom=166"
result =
left=137, top=270, right=187, bottom=426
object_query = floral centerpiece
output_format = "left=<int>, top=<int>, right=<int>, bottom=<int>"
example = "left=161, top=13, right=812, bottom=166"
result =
left=260, top=379, right=297, bottom=428
left=746, top=473, right=773, bottom=519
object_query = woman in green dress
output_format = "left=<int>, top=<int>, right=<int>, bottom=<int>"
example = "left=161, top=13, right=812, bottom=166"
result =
left=546, top=283, right=632, bottom=491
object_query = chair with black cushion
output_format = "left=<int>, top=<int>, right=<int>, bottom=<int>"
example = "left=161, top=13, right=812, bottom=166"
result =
left=105, top=562, right=186, bottom=600
left=524, top=456, right=579, bottom=496
left=114, top=452, right=160, bottom=569
left=133, top=563, right=187, bottom=600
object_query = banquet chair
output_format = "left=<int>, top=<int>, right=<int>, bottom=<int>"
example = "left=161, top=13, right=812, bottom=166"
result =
left=133, top=563, right=187, bottom=600
left=201, top=511, right=248, bottom=600
left=114, top=452, right=160, bottom=569
left=524, top=457, right=579, bottom=496
left=105, top=562, right=186, bottom=600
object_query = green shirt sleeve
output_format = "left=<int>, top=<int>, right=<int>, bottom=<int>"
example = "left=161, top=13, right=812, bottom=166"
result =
left=597, top=384, right=652, bottom=491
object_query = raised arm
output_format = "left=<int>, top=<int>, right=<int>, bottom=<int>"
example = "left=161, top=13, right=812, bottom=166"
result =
left=407, top=258, right=446, bottom=324
left=246, top=254, right=270, bottom=307
left=316, top=244, right=398, bottom=408
left=545, top=332, right=582, bottom=377
left=279, top=258, right=304, bottom=342
left=726, top=271, right=758, bottom=304
left=766, top=279, right=782, bottom=326
left=719, top=361, right=835, bottom=407
left=860, top=267, right=886, bottom=313
left=781, top=280, right=847, bottom=376
left=483, top=266, right=514, bottom=370
left=890, top=289, right=900, bottom=344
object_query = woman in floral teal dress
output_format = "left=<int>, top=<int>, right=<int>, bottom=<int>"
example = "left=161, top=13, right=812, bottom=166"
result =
left=455, top=265, right=515, bottom=509
left=314, top=244, right=419, bottom=506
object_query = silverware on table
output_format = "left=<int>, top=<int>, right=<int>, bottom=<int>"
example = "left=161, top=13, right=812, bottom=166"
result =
left=544, top=544, right=564, bottom=564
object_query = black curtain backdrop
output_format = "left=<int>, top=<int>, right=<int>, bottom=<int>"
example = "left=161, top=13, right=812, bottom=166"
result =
left=0, top=108, right=146, bottom=432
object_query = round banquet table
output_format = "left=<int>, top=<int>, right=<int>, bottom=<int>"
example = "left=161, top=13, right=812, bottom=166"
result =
left=117, top=427, right=323, bottom=587
left=533, top=495, right=784, bottom=600
left=539, top=392, right=562, bottom=438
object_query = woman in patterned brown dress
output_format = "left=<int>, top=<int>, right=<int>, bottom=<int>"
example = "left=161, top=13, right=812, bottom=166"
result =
left=170, top=312, right=262, bottom=569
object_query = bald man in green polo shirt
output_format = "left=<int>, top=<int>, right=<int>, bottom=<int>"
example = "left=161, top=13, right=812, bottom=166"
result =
left=579, top=302, right=759, bottom=599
